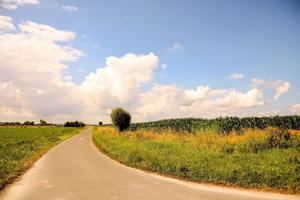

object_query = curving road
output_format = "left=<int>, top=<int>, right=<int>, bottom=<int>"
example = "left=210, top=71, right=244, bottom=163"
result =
left=1, top=128, right=299, bottom=200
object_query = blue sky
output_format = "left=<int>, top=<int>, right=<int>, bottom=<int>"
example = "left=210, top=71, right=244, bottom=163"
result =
left=0, top=0, right=300, bottom=122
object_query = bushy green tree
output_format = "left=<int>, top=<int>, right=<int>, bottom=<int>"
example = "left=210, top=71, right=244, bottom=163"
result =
left=110, top=107, right=131, bottom=132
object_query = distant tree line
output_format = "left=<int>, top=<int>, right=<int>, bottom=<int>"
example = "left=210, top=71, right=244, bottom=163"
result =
left=63, top=121, right=85, bottom=127
left=0, top=121, right=36, bottom=126
left=0, top=120, right=49, bottom=126
left=0, top=122, right=23, bottom=126
left=0, top=119, right=86, bottom=127
left=129, top=115, right=300, bottom=133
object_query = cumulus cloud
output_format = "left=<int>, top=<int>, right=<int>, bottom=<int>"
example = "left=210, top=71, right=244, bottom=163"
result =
left=136, top=85, right=264, bottom=121
left=63, top=75, right=73, bottom=81
left=291, top=104, right=300, bottom=113
left=80, top=53, right=158, bottom=113
left=229, top=73, right=244, bottom=80
left=251, top=78, right=290, bottom=100
left=0, top=18, right=83, bottom=121
left=0, top=16, right=273, bottom=123
left=0, top=19, right=160, bottom=122
left=167, top=42, right=184, bottom=52
left=19, top=21, right=76, bottom=41
left=0, top=15, right=15, bottom=32
left=274, top=82, right=290, bottom=100
left=0, top=0, right=39, bottom=10
left=62, top=5, right=78, bottom=13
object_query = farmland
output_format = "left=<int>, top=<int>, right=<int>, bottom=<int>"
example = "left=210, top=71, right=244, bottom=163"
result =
left=129, top=116, right=300, bottom=133
left=93, top=123, right=300, bottom=193
left=0, top=127, right=81, bottom=190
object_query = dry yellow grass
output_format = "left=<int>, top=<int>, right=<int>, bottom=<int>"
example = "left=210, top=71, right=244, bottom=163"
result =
left=98, top=126, right=298, bottom=154
left=289, top=129, right=300, bottom=136
left=93, top=126, right=300, bottom=193
left=120, top=127, right=273, bottom=149
left=97, top=126, right=119, bottom=136
left=109, top=127, right=298, bottom=154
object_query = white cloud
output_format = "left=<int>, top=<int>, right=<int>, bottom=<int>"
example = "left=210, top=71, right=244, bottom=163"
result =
left=136, top=85, right=264, bottom=121
left=167, top=42, right=184, bottom=52
left=62, top=5, right=78, bottom=13
left=161, top=63, right=167, bottom=70
left=63, top=75, right=73, bottom=81
left=0, top=107, right=35, bottom=121
left=0, top=16, right=283, bottom=124
left=0, top=0, right=39, bottom=10
left=19, top=21, right=76, bottom=42
left=251, top=78, right=290, bottom=100
left=0, top=81, right=26, bottom=109
left=291, top=104, right=300, bottom=113
left=0, top=19, right=161, bottom=122
left=229, top=73, right=244, bottom=80
left=251, top=78, right=265, bottom=86
left=0, top=15, right=15, bottom=32
left=214, top=88, right=264, bottom=109
left=274, top=82, right=290, bottom=100
left=80, top=53, right=158, bottom=114
left=0, top=18, right=83, bottom=121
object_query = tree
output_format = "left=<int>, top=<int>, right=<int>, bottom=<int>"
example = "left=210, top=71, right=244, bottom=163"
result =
left=40, top=119, right=47, bottom=126
left=24, top=121, right=34, bottom=126
left=63, top=121, right=85, bottom=127
left=110, top=107, right=131, bottom=132
left=99, top=121, right=103, bottom=126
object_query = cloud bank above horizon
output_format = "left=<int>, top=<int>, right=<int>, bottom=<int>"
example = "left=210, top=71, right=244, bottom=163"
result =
left=0, top=13, right=299, bottom=123
left=0, top=0, right=40, bottom=10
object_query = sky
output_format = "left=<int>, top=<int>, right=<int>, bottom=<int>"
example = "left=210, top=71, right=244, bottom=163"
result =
left=0, top=0, right=300, bottom=123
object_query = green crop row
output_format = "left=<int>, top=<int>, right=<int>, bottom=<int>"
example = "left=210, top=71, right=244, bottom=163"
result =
left=129, top=115, right=300, bottom=133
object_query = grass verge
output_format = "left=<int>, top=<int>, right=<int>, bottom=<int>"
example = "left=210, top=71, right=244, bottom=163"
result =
left=93, top=126, right=300, bottom=193
left=0, top=127, right=82, bottom=190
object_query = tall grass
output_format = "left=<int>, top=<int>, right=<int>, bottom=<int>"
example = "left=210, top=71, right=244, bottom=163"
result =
left=93, top=127, right=300, bottom=193
left=0, top=127, right=81, bottom=190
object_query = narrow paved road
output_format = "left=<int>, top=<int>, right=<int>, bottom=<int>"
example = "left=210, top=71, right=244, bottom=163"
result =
left=1, top=128, right=299, bottom=200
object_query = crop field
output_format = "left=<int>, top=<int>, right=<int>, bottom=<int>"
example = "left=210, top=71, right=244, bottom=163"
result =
left=0, top=127, right=81, bottom=189
left=129, top=116, right=300, bottom=133
left=93, top=126, right=300, bottom=193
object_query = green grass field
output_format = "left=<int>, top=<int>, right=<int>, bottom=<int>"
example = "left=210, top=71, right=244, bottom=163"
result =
left=93, top=126, right=300, bottom=193
left=0, top=127, right=81, bottom=189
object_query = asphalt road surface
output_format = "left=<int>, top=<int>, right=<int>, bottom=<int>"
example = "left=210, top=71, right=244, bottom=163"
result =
left=1, top=128, right=299, bottom=200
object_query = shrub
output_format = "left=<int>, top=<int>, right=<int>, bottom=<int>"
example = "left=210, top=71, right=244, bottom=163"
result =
left=63, top=121, right=85, bottom=127
left=267, top=129, right=291, bottom=148
left=99, top=121, right=103, bottom=126
left=110, top=107, right=131, bottom=132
